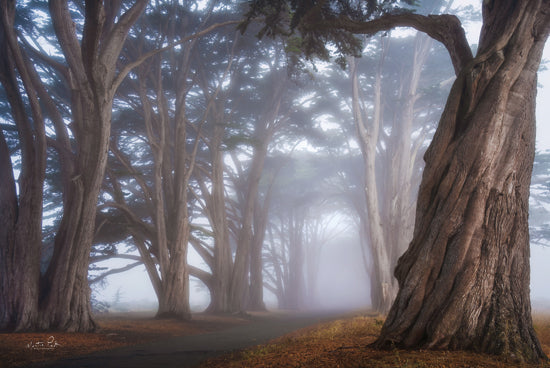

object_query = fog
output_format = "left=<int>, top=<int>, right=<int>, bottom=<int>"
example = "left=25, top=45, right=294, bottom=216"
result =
left=83, top=1, right=550, bottom=312
left=91, top=6, right=550, bottom=315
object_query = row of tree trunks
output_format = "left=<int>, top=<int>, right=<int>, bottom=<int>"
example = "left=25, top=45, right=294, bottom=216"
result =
left=226, top=66, right=286, bottom=313
left=104, top=18, right=220, bottom=319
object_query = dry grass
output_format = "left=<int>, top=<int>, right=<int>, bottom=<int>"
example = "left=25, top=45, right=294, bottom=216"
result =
left=534, top=314, right=550, bottom=357
left=201, top=312, right=550, bottom=368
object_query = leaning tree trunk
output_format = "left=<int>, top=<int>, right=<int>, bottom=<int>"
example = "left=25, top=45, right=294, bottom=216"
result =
left=376, top=1, right=549, bottom=362
left=0, top=0, right=146, bottom=332
left=0, top=6, right=45, bottom=331
left=39, top=0, right=146, bottom=331
left=228, top=147, right=265, bottom=312
left=40, top=92, right=111, bottom=331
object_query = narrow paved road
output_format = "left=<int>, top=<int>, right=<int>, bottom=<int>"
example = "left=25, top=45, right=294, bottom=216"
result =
left=33, top=312, right=343, bottom=368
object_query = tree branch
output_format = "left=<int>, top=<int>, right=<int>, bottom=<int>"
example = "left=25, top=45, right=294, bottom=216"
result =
left=331, top=13, right=473, bottom=75
left=100, top=0, right=148, bottom=70
left=112, top=20, right=241, bottom=91
left=89, top=261, right=143, bottom=284
left=188, top=265, right=213, bottom=287
left=90, top=254, right=141, bottom=263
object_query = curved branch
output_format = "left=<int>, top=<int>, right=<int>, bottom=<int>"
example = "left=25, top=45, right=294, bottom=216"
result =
left=189, top=236, right=214, bottom=269
left=89, top=261, right=143, bottom=284
left=20, top=36, right=71, bottom=83
left=49, top=1, right=87, bottom=85
left=332, top=13, right=473, bottom=75
left=188, top=265, right=213, bottom=288
left=98, top=201, right=155, bottom=239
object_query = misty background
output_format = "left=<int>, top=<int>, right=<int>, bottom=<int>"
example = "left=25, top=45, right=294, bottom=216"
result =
left=90, top=1, right=550, bottom=313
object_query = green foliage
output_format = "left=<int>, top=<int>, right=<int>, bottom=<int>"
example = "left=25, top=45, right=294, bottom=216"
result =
left=285, top=35, right=303, bottom=54
left=238, top=0, right=418, bottom=72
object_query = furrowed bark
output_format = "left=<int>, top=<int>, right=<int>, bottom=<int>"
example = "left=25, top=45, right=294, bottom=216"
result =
left=375, top=0, right=550, bottom=362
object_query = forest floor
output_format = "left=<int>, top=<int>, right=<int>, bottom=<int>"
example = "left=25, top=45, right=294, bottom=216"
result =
left=0, top=311, right=251, bottom=368
left=1, top=310, right=550, bottom=368
left=200, top=311, right=550, bottom=368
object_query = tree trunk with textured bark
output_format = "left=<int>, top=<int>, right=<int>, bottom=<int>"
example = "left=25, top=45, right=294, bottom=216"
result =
left=0, top=0, right=146, bottom=332
left=0, top=1, right=45, bottom=331
left=373, top=1, right=550, bottom=362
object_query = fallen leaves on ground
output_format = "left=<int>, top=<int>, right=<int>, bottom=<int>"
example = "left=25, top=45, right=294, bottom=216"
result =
left=0, top=312, right=249, bottom=368
left=200, top=312, right=550, bottom=368
left=2, top=311, right=550, bottom=368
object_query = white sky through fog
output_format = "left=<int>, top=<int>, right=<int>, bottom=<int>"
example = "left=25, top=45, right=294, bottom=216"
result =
left=95, top=1, right=550, bottom=310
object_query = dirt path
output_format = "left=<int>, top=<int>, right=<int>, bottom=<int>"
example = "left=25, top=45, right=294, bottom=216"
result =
left=31, top=311, right=343, bottom=368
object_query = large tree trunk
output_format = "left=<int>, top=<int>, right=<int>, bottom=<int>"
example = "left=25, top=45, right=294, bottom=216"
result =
left=0, top=0, right=46, bottom=331
left=39, top=40, right=112, bottom=329
left=375, top=1, right=549, bottom=362
left=38, top=1, right=146, bottom=332
left=0, top=0, right=145, bottom=332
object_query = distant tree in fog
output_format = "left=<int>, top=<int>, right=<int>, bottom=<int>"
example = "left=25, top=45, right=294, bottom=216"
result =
left=298, top=25, right=452, bottom=313
left=191, top=29, right=310, bottom=313
left=347, top=31, right=452, bottom=313
left=263, top=153, right=348, bottom=309
left=94, top=1, right=239, bottom=320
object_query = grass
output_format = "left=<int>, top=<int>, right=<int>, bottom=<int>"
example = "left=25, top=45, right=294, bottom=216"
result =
left=200, top=312, right=550, bottom=368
